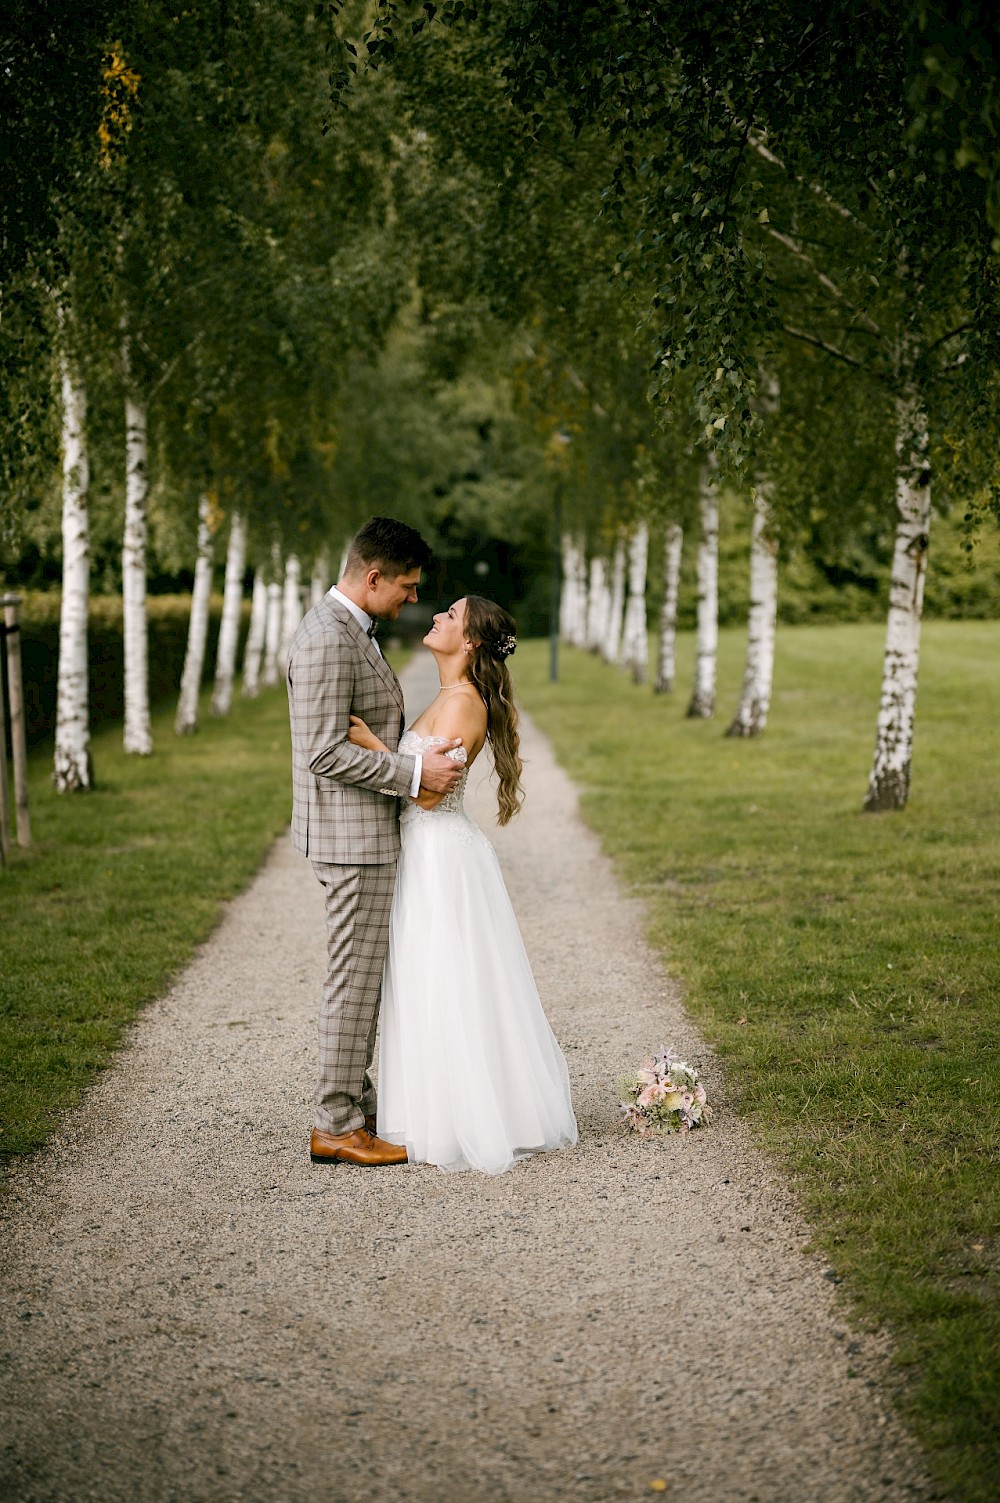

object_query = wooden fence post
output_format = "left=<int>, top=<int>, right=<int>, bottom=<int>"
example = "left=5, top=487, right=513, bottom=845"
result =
left=3, top=595, right=30, bottom=847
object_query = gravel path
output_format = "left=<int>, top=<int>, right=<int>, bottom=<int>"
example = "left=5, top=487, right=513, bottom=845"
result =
left=1, top=651, right=935, bottom=1503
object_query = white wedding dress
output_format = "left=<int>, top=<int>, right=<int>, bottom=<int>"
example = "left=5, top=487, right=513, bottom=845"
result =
left=378, top=732, right=578, bottom=1174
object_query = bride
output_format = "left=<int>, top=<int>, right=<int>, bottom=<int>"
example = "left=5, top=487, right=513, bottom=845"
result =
left=348, top=595, right=578, bottom=1175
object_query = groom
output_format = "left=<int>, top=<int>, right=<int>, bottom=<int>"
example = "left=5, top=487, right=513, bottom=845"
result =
left=286, top=517, right=463, bottom=1166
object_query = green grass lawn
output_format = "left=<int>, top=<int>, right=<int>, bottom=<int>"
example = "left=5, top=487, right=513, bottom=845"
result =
left=514, top=621, right=999, bottom=1503
left=0, top=685, right=294, bottom=1164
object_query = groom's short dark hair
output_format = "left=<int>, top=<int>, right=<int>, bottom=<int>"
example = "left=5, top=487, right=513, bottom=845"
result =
left=344, top=517, right=432, bottom=579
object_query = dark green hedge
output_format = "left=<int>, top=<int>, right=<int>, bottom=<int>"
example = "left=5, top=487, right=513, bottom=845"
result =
left=12, top=594, right=251, bottom=748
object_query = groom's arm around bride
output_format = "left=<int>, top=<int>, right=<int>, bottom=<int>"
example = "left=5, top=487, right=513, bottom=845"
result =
left=286, top=554, right=461, bottom=864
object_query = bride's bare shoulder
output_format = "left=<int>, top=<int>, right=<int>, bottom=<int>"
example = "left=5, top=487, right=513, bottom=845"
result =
left=417, top=686, right=487, bottom=754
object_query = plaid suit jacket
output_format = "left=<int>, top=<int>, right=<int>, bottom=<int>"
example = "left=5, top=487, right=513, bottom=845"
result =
left=286, top=595, right=417, bottom=864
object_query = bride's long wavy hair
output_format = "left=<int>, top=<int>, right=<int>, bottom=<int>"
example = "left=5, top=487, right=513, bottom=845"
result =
left=463, top=595, right=523, bottom=826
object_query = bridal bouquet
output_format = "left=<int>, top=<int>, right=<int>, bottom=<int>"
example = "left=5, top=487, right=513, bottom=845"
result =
left=620, top=1046, right=711, bottom=1136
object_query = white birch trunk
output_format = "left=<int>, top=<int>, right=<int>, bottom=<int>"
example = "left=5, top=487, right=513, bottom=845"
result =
left=279, top=553, right=304, bottom=672
left=562, top=536, right=588, bottom=647
left=338, top=541, right=351, bottom=581
left=121, top=349, right=152, bottom=755
left=586, top=556, right=609, bottom=652
left=241, top=571, right=268, bottom=698
left=310, top=547, right=329, bottom=608
left=53, top=351, right=93, bottom=792
left=621, top=522, right=650, bottom=683
left=174, top=494, right=215, bottom=735
left=687, top=465, right=719, bottom=718
left=573, top=542, right=589, bottom=647
left=211, top=510, right=247, bottom=717
left=263, top=546, right=284, bottom=688
left=559, top=534, right=576, bottom=642
left=726, top=490, right=778, bottom=736
left=864, top=395, right=932, bottom=811
left=602, top=531, right=627, bottom=663
left=655, top=523, right=684, bottom=694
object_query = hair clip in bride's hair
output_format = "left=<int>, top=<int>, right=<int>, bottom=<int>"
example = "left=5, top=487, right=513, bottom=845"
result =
left=496, top=632, right=517, bottom=659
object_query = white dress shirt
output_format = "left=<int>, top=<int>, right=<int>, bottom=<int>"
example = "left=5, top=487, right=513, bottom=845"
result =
left=328, top=586, right=421, bottom=798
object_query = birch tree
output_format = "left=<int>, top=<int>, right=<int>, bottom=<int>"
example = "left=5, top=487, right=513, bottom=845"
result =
left=602, top=530, right=627, bottom=664
left=559, top=533, right=577, bottom=643
left=654, top=522, right=684, bottom=695
left=586, top=555, right=610, bottom=652
left=726, top=490, right=778, bottom=737
left=279, top=553, right=304, bottom=672
left=687, top=467, right=719, bottom=719
left=211, top=510, right=247, bottom=717
left=53, top=340, right=93, bottom=792
left=864, top=397, right=932, bottom=810
left=174, top=494, right=215, bottom=735
left=558, top=534, right=590, bottom=647
left=310, top=547, right=330, bottom=608
left=573, top=541, right=589, bottom=648
left=121, top=333, right=152, bottom=754
left=751, top=203, right=973, bottom=800
left=558, top=534, right=589, bottom=647
left=726, top=370, right=780, bottom=736
left=620, top=521, right=649, bottom=684
left=241, top=571, right=268, bottom=699
left=263, top=546, right=284, bottom=689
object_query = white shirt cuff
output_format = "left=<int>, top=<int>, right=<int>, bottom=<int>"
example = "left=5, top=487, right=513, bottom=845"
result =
left=409, top=755, right=422, bottom=799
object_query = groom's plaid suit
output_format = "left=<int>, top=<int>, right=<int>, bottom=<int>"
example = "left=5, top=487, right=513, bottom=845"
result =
left=286, top=595, right=417, bottom=1134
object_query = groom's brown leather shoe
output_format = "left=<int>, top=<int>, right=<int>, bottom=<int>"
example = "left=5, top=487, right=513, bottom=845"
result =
left=310, top=1127, right=407, bottom=1166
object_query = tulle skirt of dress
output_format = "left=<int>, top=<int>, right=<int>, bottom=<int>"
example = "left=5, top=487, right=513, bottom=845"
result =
left=378, top=805, right=578, bottom=1174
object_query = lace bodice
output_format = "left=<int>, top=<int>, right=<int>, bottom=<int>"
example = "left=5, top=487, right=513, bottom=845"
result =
left=400, top=730, right=469, bottom=815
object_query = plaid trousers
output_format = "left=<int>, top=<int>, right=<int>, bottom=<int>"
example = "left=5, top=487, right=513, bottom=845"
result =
left=311, top=858, right=397, bottom=1134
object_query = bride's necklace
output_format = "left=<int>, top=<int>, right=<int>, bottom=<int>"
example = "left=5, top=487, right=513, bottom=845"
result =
left=438, top=680, right=472, bottom=691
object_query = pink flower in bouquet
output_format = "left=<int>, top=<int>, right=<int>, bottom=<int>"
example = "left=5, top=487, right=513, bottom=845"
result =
left=637, top=1082, right=668, bottom=1108
left=694, top=1084, right=707, bottom=1106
